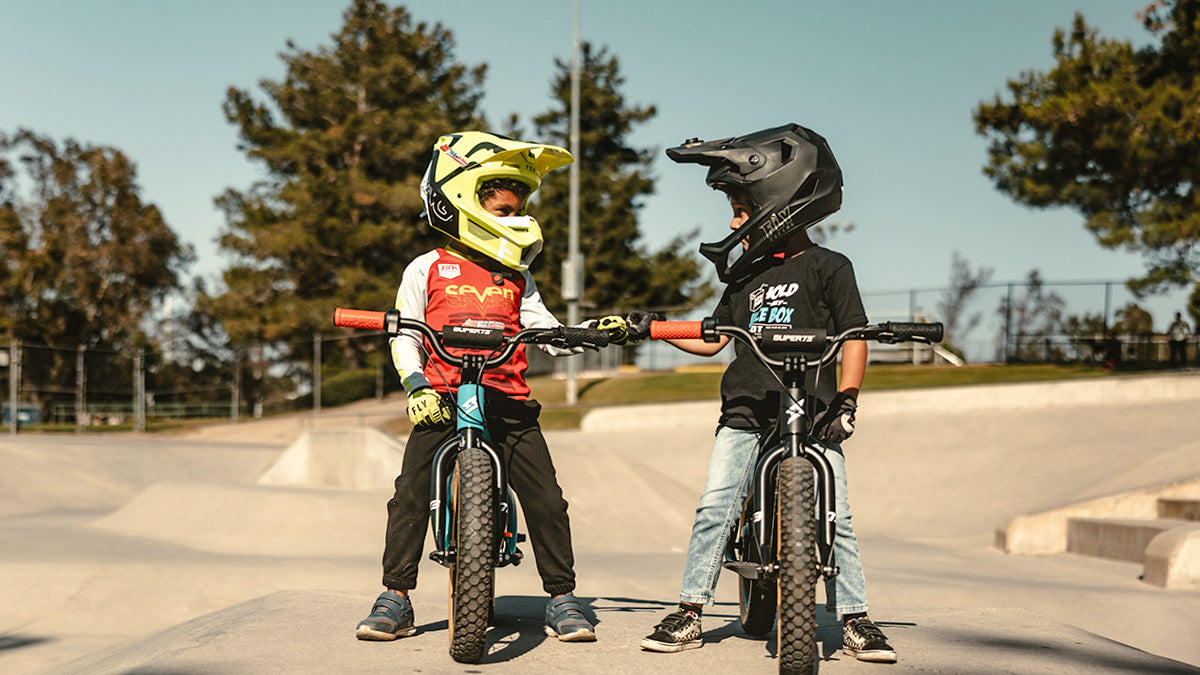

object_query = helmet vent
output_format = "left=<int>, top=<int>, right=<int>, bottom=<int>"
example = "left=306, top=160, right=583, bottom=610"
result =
left=778, top=140, right=793, bottom=164
left=467, top=221, right=498, bottom=240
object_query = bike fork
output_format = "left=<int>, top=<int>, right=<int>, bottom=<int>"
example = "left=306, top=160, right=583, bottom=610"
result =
left=751, top=365, right=841, bottom=579
left=749, top=443, right=840, bottom=579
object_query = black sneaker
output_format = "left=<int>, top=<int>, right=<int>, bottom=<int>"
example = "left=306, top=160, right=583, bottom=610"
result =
left=640, top=610, right=703, bottom=653
left=842, top=616, right=896, bottom=663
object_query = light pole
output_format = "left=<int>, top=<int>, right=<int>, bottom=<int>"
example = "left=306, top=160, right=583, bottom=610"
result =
left=564, top=0, right=583, bottom=405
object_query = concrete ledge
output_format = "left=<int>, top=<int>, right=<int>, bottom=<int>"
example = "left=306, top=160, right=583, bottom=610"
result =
left=580, top=400, right=719, bottom=433
left=580, top=372, right=1200, bottom=432
left=1066, top=518, right=1182, bottom=563
left=1159, top=498, right=1200, bottom=520
left=1143, top=524, right=1200, bottom=589
left=995, top=476, right=1200, bottom=555
left=862, top=371, right=1200, bottom=416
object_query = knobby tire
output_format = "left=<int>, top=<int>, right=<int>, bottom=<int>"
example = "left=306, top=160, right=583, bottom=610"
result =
left=448, top=447, right=496, bottom=663
left=776, top=455, right=818, bottom=674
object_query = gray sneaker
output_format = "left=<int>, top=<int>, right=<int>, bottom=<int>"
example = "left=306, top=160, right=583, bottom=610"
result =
left=543, top=593, right=596, bottom=641
left=640, top=610, right=702, bottom=652
left=843, top=616, right=896, bottom=662
left=355, top=591, right=416, bottom=641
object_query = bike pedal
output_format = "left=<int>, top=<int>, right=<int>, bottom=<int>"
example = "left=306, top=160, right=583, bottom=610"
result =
left=722, top=560, right=764, bottom=580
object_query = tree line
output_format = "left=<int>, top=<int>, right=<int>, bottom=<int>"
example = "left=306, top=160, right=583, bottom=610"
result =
left=5, top=0, right=1200, bottom=417
left=1, top=0, right=708, bottom=416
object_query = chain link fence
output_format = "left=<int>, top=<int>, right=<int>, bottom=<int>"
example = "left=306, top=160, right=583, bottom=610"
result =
left=3, top=279, right=1194, bottom=434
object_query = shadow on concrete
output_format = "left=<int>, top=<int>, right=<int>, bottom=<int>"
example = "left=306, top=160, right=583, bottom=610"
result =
left=0, top=635, right=51, bottom=652
left=935, top=624, right=1200, bottom=675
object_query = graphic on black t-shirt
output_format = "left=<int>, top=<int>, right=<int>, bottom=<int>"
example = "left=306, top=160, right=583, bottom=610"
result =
left=748, top=282, right=800, bottom=334
left=714, top=247, right=867, bottom=430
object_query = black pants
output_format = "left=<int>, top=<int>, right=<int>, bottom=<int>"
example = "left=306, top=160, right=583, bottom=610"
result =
left=381, top=395, right=576, bottom=596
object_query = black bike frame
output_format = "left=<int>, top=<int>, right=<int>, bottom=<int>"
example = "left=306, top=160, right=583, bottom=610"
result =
left=745, top=353, right=840, bottom=581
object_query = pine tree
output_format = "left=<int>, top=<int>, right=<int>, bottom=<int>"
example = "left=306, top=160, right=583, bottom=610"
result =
left=201, top=0, right=486, bottom=374
left=975, top=0, right=1200, bottom=301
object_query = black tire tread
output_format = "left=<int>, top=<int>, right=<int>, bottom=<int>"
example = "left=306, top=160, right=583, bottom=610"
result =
left=777, top=456, right=818, bottom=674
left=448, top=447, right=496, bottom=663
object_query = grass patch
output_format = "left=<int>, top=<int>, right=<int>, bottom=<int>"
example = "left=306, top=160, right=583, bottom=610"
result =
left=857, top=362, right=1110, bottom=391
left=528, top=361, right=1116, bottom=411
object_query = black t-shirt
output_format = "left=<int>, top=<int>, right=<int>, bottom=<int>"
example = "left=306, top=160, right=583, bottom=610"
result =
left=713, top=246, right=867, bottom=430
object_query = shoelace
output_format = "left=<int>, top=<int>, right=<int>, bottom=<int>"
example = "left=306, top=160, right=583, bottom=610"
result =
left=848, top=618, right=884, bottom=640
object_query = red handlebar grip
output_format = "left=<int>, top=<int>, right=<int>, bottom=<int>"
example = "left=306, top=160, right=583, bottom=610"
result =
left=649, top=320, right=702, bottom=340
left=334, top=308, right=386, bottom=330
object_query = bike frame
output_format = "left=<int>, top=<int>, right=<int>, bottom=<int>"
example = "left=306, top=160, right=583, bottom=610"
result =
left=739, top=352, right=841, bottom=582
left=647, top=317, right=941, bottom=586
left=332, top=307, right=611, bottom=571
left=428, top=353, right=523, bottom=568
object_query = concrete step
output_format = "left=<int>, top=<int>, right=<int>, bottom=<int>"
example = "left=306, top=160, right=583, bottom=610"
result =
left=1067, top=517, right=1188, bottom=563
left=1158, top=497, right=1200, bottom=521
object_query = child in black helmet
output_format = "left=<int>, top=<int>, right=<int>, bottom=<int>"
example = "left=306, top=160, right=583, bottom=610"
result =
left=634, top=123, right=896, bottom=663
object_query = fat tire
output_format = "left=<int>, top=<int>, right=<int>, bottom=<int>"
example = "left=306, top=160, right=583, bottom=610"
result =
left=776, top=456, right=818, bottom=674
left=737, top=501, right=777, bottom=636
left=448, top=447, right=496, bottom=663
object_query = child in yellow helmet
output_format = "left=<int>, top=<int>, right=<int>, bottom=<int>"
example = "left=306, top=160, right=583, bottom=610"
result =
left=355, top=131, right=628, bottom=645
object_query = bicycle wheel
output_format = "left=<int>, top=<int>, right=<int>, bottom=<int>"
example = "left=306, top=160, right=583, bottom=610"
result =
left=776, top=455, right=818, bottom=674
left=736, top=500, right=777, bottom=636
left=448, top=447, right=496, bottom=663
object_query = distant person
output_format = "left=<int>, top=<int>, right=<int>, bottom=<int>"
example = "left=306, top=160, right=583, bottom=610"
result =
left=1167, top=312, right=1191, bottom=368
left=1103, top=330, right=1122, bottom=372
left=354, top=131, right=628, bottom=644
left=635, top=123, right=896, bottom=663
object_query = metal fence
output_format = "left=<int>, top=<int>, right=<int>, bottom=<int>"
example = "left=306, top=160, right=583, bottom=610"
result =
left=2, top=278, right=1193, bottom=434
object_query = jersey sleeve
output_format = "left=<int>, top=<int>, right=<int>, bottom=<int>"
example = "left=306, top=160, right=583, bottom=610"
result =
left=389, top=253, right=434, bottom=393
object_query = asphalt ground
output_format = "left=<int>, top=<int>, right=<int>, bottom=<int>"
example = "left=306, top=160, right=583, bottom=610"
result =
left=2, top=374, right=1199, bottom=674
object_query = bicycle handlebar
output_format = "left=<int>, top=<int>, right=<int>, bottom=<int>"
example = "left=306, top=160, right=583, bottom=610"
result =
left=333, top=308, right=611, bottom=370
left=649, top=317, right=944, bottom=369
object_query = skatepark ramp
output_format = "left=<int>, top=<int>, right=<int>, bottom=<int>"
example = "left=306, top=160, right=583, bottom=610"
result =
left=258, top=427, right=405, bottom=490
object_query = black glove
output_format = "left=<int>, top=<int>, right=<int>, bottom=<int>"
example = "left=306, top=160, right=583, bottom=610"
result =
left=625, top=310, right=665, bottom=343
left=812, top=392, right=857, bottom=444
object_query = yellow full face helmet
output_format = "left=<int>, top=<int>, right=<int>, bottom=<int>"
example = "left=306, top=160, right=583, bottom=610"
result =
left=420, top=131, right=573, bottom=270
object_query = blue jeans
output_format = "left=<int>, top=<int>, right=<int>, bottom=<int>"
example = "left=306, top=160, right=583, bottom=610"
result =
left=679, top=425, right=869, bottom=618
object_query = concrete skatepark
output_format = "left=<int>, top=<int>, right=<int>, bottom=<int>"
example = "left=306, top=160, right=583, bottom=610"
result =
left=2, top=373, right=1200, bottom=673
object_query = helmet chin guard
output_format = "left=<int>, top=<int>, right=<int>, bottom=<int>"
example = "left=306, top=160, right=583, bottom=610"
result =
left=667, top=123, right=843, bottom=283
left=421, top=131, right=573, bottom=270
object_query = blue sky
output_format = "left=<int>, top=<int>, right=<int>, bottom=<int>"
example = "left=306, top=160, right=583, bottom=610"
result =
left=2, top=0, right=1190, bottom=343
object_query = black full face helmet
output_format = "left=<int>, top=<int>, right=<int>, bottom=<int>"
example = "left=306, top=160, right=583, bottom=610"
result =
left=666, top=123, right=843, bottom=283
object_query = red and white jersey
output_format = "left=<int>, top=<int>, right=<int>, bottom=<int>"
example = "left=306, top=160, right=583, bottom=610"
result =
left=390, top=248, right=564, bottom=399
